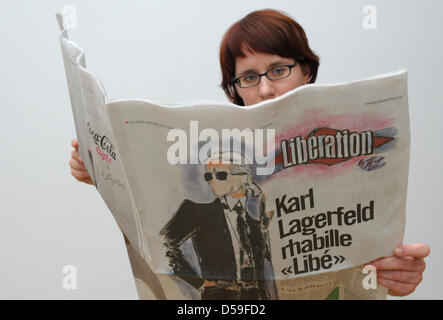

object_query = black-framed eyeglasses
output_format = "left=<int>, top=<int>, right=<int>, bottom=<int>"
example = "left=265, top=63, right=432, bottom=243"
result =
left=204, top=170, right=248, bottom=181
left=204, top=171, right=229, bottom=181
left=232, top=63, right=298, bottom=88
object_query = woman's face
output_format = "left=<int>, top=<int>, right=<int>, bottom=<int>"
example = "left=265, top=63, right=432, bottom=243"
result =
left=234, top=51, right=310, bottom=106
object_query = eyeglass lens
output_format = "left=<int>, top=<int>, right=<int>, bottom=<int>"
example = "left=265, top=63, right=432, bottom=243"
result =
left=236, top=64, right=294, bottom=88
left=204, top=171, right=228, bottom=181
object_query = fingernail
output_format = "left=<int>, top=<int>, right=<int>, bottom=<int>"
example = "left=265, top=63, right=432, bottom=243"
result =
left=394, top=248, right=402, bottom=255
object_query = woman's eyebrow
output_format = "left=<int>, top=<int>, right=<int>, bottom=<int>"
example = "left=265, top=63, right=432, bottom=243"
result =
left=236, top=68, right=257, bottom=76
left=237, top=60, right=289, bottom=76
left=267, top=60, right=288, bottom=68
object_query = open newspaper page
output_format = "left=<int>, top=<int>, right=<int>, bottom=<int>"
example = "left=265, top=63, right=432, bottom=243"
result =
left=56, top=15, right=147, bottom=260
left=58, top=15, right=408, bottom=300
left=105, top=70, right=408, bottom=300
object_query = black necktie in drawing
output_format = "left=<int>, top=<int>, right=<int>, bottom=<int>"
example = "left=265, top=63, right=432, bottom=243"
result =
left=233, top=203, right=253, bottom=277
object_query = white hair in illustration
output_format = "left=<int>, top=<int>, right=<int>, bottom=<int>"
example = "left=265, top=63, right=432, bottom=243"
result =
left=204, top=151, right=251, bottom=172
left=204, top=151, right=262, bottom=196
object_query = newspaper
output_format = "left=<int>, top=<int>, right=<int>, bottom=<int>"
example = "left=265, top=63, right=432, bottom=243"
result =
left=56, top=13, right=408, bottom=300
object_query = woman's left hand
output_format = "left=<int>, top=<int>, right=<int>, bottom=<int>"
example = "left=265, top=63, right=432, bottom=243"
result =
left=366, top=243, right=430, bottom=296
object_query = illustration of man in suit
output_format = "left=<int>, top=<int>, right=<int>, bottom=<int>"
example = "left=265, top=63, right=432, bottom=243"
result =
left=160, top=152, right=276, bottom=300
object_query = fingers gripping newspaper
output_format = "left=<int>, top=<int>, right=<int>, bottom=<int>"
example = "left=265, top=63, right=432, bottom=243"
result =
left=57, top=14, right=409, bottom=300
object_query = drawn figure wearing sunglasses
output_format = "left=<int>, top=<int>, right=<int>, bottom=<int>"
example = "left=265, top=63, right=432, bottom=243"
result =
left=160, top=152, right=276, bottom=300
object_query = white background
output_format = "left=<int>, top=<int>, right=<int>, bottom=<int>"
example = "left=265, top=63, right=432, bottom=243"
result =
left=0, top=0, right=442, bottom=299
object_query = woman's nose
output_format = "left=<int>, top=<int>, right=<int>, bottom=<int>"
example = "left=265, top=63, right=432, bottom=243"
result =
left=258, top=76, right=276, bottom=101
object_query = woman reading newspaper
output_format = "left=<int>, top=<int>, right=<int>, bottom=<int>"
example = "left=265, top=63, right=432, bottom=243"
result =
left=68, top=9, right=429, bottom=298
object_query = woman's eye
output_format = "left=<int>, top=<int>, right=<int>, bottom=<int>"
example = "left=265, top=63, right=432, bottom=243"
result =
left=243, top=74, right=258, bottom=83
left=270, top=67, right=285, bottom=76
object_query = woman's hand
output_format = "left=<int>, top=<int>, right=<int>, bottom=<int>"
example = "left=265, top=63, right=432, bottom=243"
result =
left=69, top=138, right=94, bottom=185
left=366, top=243, right=430, bottom=296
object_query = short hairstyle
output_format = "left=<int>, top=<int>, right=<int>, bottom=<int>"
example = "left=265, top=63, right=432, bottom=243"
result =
left=219, top=9, right=320, bottom=106
left=204, top=151, right=252, bottom=176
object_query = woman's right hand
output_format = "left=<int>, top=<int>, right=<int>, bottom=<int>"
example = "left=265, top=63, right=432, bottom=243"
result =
left=69, top=138, right=94, bottom=185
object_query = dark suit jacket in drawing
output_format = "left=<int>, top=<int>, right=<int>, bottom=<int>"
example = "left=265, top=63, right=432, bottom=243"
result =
left=159, top=197, right=273, bottom=297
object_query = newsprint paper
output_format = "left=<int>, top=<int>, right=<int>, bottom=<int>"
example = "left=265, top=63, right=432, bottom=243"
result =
left=56, top=13, right=409, bottom=300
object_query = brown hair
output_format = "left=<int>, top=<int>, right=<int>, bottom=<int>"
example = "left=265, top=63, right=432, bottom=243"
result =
left=219, top=9, right=320, bottom=106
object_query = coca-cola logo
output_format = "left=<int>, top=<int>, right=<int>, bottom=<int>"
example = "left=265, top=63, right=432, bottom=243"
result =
left=87, top=123, right=116, bottom=161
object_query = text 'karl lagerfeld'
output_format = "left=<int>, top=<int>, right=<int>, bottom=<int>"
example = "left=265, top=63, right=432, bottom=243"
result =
left=275, top=188, right=375, bottom=275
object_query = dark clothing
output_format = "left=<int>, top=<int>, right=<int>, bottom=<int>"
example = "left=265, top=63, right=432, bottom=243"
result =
left=160, top=197, right=273, bottom=300
left=200, top=280, right=264, bottom=300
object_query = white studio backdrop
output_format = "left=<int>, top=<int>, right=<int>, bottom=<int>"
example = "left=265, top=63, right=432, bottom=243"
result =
left=0, top=0, right=442, bottom=299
